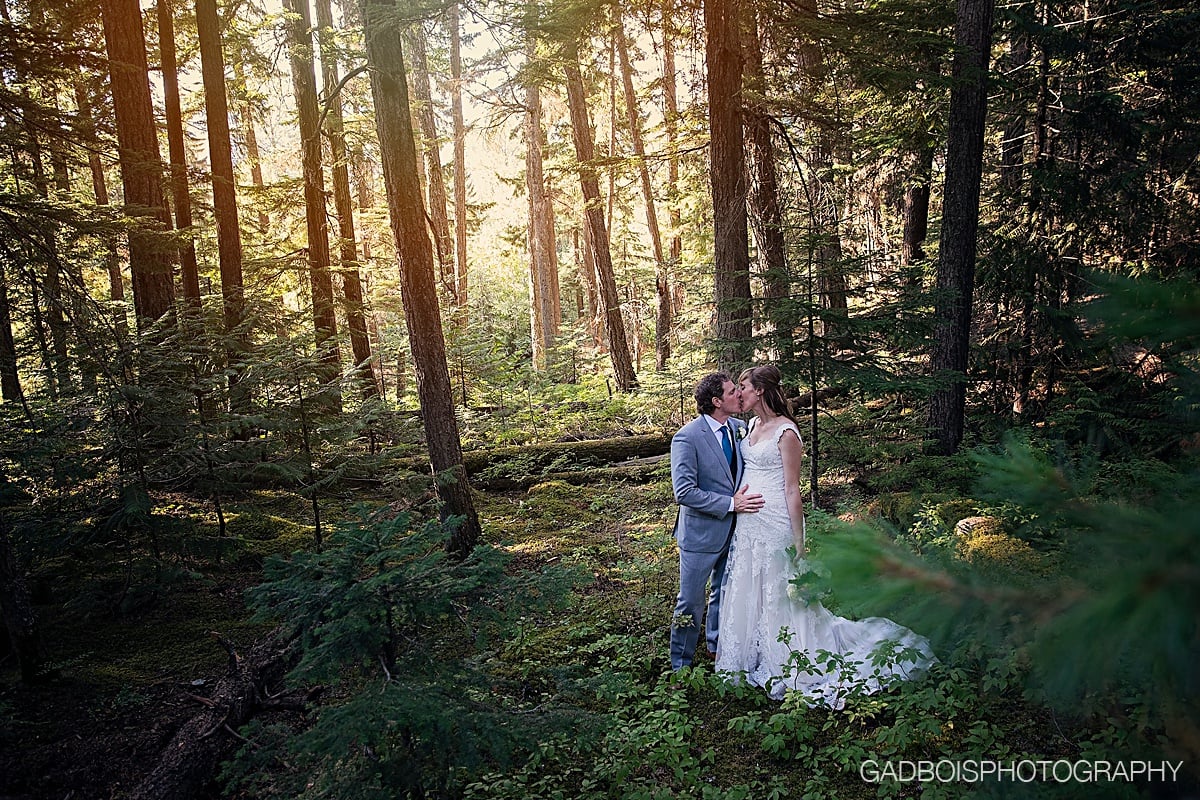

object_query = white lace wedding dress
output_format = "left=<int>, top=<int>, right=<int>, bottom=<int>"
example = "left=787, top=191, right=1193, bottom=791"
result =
left=714, top=421, right=935, bottom=706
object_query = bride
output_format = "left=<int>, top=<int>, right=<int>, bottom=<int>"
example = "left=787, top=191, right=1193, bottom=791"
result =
left=714, top=365, right=935, bottom=706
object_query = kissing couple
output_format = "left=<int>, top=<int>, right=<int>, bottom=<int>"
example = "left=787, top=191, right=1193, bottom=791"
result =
left=668, top=365, right=934, bottom=706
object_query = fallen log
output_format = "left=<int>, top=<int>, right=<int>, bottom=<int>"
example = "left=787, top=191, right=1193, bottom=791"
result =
left=790, top=386, right=846, bottom=409
left=475, top=454, right=669, bottom=491
left=129, top=630, right=295, bottom=800
left=388, top=432, right=671, bottom=478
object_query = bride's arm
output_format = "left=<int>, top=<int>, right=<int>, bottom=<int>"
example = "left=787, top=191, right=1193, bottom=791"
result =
left=778, top=428, right=806, bottom=554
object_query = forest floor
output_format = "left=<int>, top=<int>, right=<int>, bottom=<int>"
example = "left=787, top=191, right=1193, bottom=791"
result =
left=0, top=444, right=1124, bottom=799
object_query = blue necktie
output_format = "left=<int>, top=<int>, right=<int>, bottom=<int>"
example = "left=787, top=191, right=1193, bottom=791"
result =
left=720, top=425, right=734, bottom=471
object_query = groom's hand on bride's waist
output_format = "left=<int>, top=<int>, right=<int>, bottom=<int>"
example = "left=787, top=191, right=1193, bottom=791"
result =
left=733, top=485, right=764, bottom=513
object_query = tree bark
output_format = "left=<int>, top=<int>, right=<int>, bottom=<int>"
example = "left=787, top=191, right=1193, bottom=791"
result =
left=564, top=42, right=638, bottom=391
left=100, top=0, right=175, bottom=324
left=449, top=3, right=469, bottom=313
left=406, top=25, right=456, bottom=299
left=315, top=0, right=378, bottom=400
left=525, top=35, right=560, bottom=371
left=741, top=11, right=790, bottom=354
left=998, top=28, right=1031, bottom=196
left=900, top=143, right=934, bottom=268
left=616, top=20, right=670, bottom=370
left=75, top=80, right=128, bottom=344
left=196, top=0, right=250, bottom=411
left=0, top=262, right=23, bottom=404
left=704, top=0, right=752, bottom=370
left=576, top=224, right=603, bottom=348
left=927, top=0, right=995, bottom=455
left=285, top=0, right=342, bottom=408
left=794, top=0, right=847, bottom=336
left=661, top=3, right=684, bottom=322
left=361, top=0, right=481, bottom=554
left=157, top=0, right=202, bottom=308
left=232, top=61, right=271, bottom=234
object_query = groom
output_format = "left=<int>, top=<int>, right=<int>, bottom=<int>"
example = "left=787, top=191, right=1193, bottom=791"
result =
left=669, top=372, right=763, bottom=669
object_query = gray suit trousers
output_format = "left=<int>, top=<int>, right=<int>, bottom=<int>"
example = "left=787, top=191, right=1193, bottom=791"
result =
left=669, top=529, right=732, bottom=669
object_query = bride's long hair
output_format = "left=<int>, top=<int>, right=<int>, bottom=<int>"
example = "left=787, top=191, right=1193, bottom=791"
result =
left=738, top=365, right=797, bottom=424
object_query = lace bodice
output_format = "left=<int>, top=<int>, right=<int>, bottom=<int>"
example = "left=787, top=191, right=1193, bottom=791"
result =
left=737, top=421, right=803, bottom=550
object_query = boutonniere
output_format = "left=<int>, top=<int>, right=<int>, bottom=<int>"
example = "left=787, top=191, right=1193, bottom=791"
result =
left=734, top=425, right=748, bottom=441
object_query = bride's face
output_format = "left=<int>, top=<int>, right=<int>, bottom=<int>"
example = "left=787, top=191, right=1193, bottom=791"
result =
left=739, top=379, right=762, bottom=413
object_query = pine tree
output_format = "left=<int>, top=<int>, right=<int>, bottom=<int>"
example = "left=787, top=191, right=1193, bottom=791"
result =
left=360, top=0, right=481, bottom=553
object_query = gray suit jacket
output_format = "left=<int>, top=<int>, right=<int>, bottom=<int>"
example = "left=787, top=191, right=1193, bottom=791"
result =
left=670, top=415, right=747, bottom=553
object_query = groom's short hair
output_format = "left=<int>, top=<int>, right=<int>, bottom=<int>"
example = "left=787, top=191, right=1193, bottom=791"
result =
left=694, top=372, right=731, bottom=415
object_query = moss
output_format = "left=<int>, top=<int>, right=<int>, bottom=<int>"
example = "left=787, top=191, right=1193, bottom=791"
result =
left=229, top=510, right=306, bottom=541
left=960, top=529, right=1047, bottom=573
left=960, top=516, right=1006, bottom=538
left=935, top=498, right=979, bottom=529
left=228, top=511, right=315, bottom=564
left=524, top=480, right=600, bottom=525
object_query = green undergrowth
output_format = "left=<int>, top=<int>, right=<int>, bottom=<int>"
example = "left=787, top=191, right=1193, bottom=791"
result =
left=213, top=465, right=1184, bottom=800
left=4, top=415, right=1191, bottom=799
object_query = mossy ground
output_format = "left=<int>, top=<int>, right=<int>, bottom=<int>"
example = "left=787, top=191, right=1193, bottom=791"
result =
left=0, top=435, right=1146, bottom=799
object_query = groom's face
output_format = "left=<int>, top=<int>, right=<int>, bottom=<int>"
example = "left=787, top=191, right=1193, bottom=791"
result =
left=712, top=380, right=740, bottom=418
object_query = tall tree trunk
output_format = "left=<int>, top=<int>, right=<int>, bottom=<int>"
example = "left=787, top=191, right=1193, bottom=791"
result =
left=704, top=0, right=752, bottom=370
left=564, top=42, right=638, bottom=391
left=100, top=0, right=175, bottom=324
left=76, top=80, right=130, bottom=348
left=741, top=10, right=790, bottom=354
left=29, top=138, right=74, bottom=395
left=157, top=0, right=202, bottom=308
left=927, top=0, right=995, bottom=455
left=1014, top=11, right=1050, bottom=415
left=354, top=154, right=387, bottom=397
left=605, top=36, right=617, bottom=237
left=998, top=27, right=1031, bottom=196
left=661, top=3, right=684, bottom=322
left=361, top=0, right=481, bottom=554
left=406, top=25, right=455, bottom=298
left=525, top=36, right=560, bottom=371
left=449, top=3, right=469, bottom=314
left=26, top=273, right=58, bottom=398
left=316, top=0, right=378, bottom=400
left=285, top=0, right=342, bottom=409
left=576, top=224, right=603, bottom=349
left=615, top=20, right=670, bottom=370
left=0, top=263, right=23, bottom=404
left=196, top=0, right=250, bottom=409
left=50, top=139, right=96, bottom=393
left=899, top=143, right=934, bottom=268
left=792, top=0, right=846, bottom=335
left=233, top=61, right=271, bottom=234
left=75, top=82, right=126, bottom=303
left=42, top=253, right=71, bottom=395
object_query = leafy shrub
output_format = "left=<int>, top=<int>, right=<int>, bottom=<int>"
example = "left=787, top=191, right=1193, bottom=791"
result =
left=222, top=507, right=584, bottom=798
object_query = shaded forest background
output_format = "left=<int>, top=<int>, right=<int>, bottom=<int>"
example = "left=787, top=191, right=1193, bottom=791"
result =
left=1, top=0, right=1198, bottom=796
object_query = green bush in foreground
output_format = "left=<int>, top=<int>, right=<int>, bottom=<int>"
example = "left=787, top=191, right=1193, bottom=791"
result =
left=221, top=507, right=584, bottom=798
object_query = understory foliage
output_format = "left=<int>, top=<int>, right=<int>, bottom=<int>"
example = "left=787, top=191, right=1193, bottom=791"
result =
left=221, top=508, right=585, bottom=798
left=215, top=277, right=1198, bottom=799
